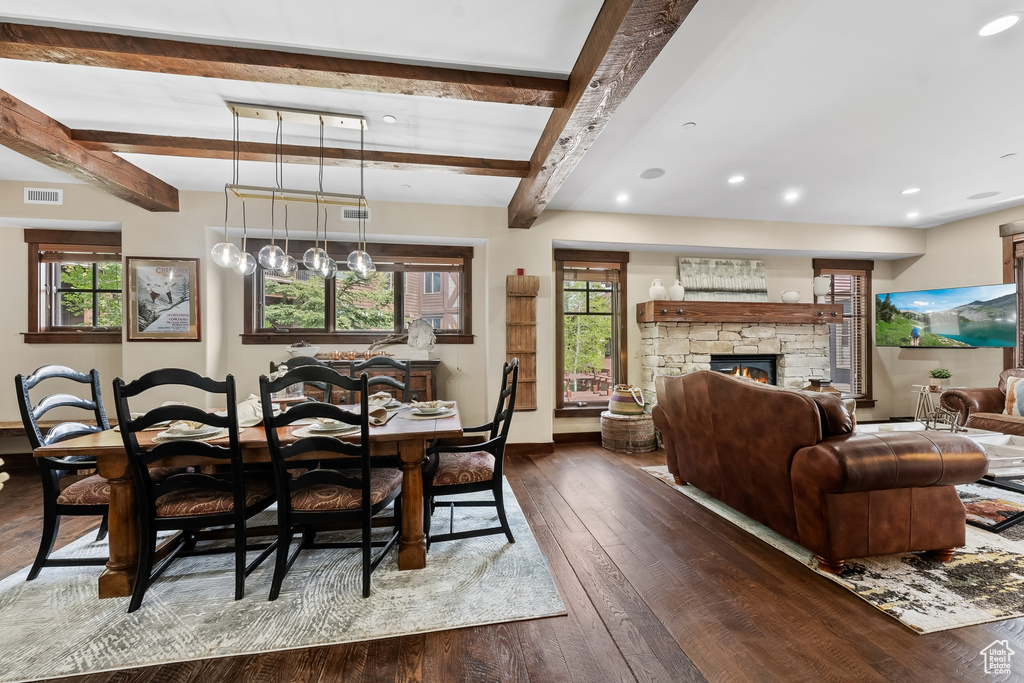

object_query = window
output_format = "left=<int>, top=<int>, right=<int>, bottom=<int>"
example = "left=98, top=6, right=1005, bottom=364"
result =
left=24, top=229, right=122, bottom=343
left=554, top=249, right=628, bottom=416
left=423, top=272, right=441, bottom=294
left=813, top=259, right=874, bottom=405
left=243, top=240, right=472, bottom=344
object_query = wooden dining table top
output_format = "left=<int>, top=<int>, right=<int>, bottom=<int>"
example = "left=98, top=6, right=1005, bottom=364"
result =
left=34, top=403, right=464, bottom=459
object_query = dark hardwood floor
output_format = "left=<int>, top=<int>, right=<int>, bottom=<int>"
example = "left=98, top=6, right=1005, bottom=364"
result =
left=3, top=445, right=1021, bottom=682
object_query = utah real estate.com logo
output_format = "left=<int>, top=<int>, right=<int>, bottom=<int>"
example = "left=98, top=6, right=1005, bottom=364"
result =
left=982, top=640, right=1015, bottom=676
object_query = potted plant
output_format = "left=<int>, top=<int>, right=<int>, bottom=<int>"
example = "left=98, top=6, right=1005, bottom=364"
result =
left=929, top=368, right=951, bottom=392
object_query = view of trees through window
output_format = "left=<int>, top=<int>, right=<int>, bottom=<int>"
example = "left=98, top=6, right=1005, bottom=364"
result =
left=52, top=261, right=122, bottom=329
left=262, top=271, right=395, bottom=330
left=563, top=280, right=614, bottom=403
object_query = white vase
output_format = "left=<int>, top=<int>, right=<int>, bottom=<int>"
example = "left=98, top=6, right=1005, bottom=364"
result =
left=813, top=275, right=831, bottom=303
left=668, top=280, right=685, bottom=301
left=781, top=289, right=801, bottom=303
left=649, top=279, right=667, bottom=299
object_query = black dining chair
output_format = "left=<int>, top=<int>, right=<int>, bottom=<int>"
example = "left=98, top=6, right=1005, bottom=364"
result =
left=424, top=358, right=519, bottom=545
left=15, top=365, right=111, bottom=580
left=348, top=356, right=412, bottom=403
left=270, top=355, right=339, bottom=403
left=112, top=368, right=277, bottom=613
left=260, top=366, right=402, bottom=600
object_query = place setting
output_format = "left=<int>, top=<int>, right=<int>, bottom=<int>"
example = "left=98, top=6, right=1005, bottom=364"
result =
left=400, top=400, right=457, bottom=420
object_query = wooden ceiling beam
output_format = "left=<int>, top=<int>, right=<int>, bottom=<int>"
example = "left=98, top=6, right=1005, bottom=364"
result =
left=0, top=23, right=568, bottom=108
left=507, top=0, right=697, bottom=228
left=71, top=130, right=529, bottom=178
left=0, top=90, right=178, bottom=211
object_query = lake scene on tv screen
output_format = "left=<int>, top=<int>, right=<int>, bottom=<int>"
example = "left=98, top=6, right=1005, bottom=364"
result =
left=875, top=284, right=1017, bottom=348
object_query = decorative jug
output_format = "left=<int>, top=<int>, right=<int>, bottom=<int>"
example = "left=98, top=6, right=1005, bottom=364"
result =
left=668, top=280, right=685, bottom=301
left=609, top=384, right=646, bottom=415
left=649, top=279, right=667, bottom=300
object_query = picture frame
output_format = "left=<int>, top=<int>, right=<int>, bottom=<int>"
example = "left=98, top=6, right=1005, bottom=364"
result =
left=126, top=257, right=201, bottom=341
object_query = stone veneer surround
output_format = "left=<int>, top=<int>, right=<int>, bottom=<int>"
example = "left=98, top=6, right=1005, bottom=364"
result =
left=639, top=321, right=831, bottom=399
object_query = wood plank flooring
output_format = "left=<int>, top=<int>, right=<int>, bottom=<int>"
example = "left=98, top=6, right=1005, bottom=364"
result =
left=2, top=445, right=1022, bottom=682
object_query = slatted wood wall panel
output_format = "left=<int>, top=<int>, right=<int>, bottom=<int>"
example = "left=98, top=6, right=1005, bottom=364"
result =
left=506, top=275, right=540, bottom=411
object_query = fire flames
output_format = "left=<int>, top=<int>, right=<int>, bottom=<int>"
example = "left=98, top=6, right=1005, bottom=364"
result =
left=730, top=366, right=770, bottom=384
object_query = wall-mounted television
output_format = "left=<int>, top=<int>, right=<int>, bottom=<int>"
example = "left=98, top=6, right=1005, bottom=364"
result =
left=875, top=284, right=1017, bottom=348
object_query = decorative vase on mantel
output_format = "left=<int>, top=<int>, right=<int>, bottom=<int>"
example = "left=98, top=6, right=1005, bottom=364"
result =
left=649, top=279, right=667, bottom=300
left=668, top=280, right=685, bottom=301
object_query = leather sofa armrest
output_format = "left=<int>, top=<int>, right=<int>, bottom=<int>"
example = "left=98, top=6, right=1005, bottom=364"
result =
left=940, top=387, right=1004, bottom=426
left=791, top=431, right=987, bottom=494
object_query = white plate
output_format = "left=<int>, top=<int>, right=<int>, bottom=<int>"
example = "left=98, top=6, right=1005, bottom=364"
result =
left=308, top=421, right=359, bottom=434
left=155, top=427, right=226, bottom=440
left=165, top=425, right=221, bottom=438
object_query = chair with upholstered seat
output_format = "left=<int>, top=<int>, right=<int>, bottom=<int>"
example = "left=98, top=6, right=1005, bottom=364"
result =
left=15, top=365, right=112, bottom=580
left=424, top=358, right=518, bottom=545
left=260, top=366, right=402, bottom=600
left=112, top=368, right=277, bottom=612
left=348, top=356, right=412, bottom=403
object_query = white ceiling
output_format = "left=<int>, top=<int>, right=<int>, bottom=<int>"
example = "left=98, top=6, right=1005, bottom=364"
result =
left=1, top=1, right=1024, bottom=229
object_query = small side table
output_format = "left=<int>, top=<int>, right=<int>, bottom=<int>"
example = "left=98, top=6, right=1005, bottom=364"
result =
left=600, top=411, right=656, bottom=454
left=911, top=384, right=964, bottom=421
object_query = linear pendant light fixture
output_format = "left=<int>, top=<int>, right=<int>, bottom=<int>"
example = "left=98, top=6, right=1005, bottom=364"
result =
left=213, top=103, right=370, bottom=278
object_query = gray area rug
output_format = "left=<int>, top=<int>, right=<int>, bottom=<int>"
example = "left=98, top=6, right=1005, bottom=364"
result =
left=643, top=465, right=1024, bottom=634
left=0, top=479, right=564, bottom=683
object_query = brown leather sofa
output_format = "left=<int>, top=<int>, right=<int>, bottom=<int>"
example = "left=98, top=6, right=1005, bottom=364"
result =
left=940, top=368, right=1024, bottom=435
left=652, top=371, right=988, bottom=573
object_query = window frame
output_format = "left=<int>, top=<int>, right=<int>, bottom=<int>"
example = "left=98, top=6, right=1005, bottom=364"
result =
left=813, top=258, right=874, bottom=407
left=554, top=249, right=629, bottom=418
left=242, top=239, right=473, bottom=345
left=24, top=229, right=122, bottom=344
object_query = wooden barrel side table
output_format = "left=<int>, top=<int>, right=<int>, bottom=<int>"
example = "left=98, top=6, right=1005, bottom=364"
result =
left=600, top=411, right=656, bottom=454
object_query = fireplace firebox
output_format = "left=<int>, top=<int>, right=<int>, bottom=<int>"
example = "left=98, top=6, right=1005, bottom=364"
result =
left=709, top=354, right=777, bottom=385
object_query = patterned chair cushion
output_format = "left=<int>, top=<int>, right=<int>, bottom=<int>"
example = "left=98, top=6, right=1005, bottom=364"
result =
left=290, top=468, right=402, bottom=512
left=154, top=475, right=274, bottom=518
left=433, top=451, right=495, bottom=487
left=56, top=474, right=110, bottom=506
left=55, top=467, right=193, bottom=507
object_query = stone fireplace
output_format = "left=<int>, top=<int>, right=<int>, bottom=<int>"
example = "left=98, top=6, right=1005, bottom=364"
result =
left=636, top=301, right=842, bottom=401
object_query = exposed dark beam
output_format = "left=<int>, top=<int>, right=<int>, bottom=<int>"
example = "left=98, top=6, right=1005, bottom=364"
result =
left=0, top=23, right=568, bottom=108
left=71, top=130, right=530, bottom=178
left=507, top=0, right=697, bottom=228
left=0, top=90, right=178, bottom=211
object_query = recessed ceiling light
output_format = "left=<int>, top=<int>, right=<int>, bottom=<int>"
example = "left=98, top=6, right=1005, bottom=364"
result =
left=907, top=212, right=920, bottom=219
left=382, top=114, right=398, bottom=124
left=616, top=193, right=629, bottom=202
left=1002, top=153, right=1018, bottom=159
left=728, top=175, right=745, bottom=184
left=979, top=14, right=1021, bottom=37
left=968, top=191, right=1000, bottom=200
left=638, top=168, right=665, bottom=180
left=783, top=191, right=800, bottom=202
left=681, top=121, right=696, bottom=129
left=901, top=187, right=921, bottom=195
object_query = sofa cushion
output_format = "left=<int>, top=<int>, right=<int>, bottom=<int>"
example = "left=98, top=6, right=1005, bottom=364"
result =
left=967, top=412, right=1024, bottom=437
left=1006, top=376, right=1024, bottom=416
left=807, top=392, right=854, bottom=437
left=998, top=368, right=1024, bottom=395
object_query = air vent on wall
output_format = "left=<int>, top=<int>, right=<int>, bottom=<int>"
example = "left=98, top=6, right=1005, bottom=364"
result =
left=341, top=207, right=371, bottom=222
left=24, top=188, right=63, bottom=205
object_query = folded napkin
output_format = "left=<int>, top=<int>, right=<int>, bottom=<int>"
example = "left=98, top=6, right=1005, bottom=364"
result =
left=236, top=394, right=265, bottom=427
left=368, top=391, right=397, bottom=408
left=410, top=400, right=456, bottom=411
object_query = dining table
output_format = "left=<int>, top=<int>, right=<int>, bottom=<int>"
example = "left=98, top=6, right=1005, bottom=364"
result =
left=33, top=403, right=463, bottom=599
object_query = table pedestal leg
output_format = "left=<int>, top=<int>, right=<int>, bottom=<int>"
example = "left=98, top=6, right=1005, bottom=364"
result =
left=97, top=457, right=137, bottom=599
left=397, top=438, right=427, bottom=570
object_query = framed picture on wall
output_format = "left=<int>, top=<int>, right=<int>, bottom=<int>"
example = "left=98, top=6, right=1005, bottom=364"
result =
left=126, top=257, right=201, bottom=341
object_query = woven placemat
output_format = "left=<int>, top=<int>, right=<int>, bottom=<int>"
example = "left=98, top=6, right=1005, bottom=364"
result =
left=399, top=409, right=457, bottom=420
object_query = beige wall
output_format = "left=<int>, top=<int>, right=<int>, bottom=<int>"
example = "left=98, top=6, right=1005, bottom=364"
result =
left=2, top=178, right=1010, bottom=445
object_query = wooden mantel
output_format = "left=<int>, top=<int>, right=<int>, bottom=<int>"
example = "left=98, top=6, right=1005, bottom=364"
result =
left=637, top=301, right=844, bottom=325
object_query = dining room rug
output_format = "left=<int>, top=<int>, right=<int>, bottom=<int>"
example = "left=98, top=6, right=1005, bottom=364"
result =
left=0, top=479, right=565, bottom=683
left=641, top=464, right=1024, bottom=634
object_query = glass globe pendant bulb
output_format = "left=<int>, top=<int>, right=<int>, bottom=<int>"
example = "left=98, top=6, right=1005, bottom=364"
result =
left=211, top=241, right=241, bottom=268
left=346, top=249, right=369, bottom=272
left=278, top=254, right=298, bottom=277
left=258, top=244, right=286, bottom=270
left=319, top=257, right=338, bottom=279
left=303, top=246, right=326, bottom=271
left=234, top=251, right=257, bottom=275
